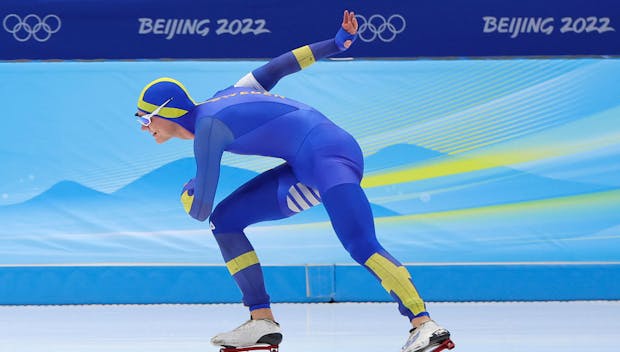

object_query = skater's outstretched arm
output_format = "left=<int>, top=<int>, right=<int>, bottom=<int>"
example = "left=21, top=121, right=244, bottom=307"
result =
left=234, top=10, right=358, bottom=91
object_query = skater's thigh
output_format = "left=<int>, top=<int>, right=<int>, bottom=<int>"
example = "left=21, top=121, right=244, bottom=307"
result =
left=210, top=163, right=321, bottom=231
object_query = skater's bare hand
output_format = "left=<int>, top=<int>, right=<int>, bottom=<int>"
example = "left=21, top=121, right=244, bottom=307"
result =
left=341, top=10, right=358, bottom=49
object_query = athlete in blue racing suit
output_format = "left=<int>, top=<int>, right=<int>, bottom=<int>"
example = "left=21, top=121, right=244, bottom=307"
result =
left=135, top=10, right=452, bottom=352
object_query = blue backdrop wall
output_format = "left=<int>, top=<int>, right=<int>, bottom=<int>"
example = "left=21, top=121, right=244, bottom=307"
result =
left=1, top=59, right=619, bottom=304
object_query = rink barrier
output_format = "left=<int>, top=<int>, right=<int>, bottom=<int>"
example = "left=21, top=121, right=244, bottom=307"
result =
left=0, top=263, right=618, bottom=305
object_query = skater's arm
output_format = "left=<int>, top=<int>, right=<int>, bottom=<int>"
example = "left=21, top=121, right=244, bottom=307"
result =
left=181, top=117, right=234, bottom=221
left=234, top=10, right=358, bottom=91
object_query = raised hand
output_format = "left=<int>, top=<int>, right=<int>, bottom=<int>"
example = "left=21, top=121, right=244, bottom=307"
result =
left=341, top=10, right=358, bottom=48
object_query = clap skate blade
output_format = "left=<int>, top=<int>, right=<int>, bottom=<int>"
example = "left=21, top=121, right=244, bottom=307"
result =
left=220, top=345, right=278, bottom=352
left=427, top=338, right=455, bottom=352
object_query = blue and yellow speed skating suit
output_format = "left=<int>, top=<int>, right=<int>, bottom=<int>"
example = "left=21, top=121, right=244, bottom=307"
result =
left=137, top=28, right=428, bottom=321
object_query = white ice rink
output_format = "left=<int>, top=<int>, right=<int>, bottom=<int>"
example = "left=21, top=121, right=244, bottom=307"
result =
left=1, top=301, right=618, bottom=352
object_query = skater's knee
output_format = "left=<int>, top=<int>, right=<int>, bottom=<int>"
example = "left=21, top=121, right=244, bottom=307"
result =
left=210, top=203, right=245, bottom=234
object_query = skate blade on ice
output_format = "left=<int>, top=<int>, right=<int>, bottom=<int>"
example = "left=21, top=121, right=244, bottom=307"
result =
left=220, top=344, right=279, bottom=352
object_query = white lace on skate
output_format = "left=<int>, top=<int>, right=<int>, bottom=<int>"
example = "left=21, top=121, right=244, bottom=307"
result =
left=211, top=319, right=282, bottom=349
left=401, top=320, right=454, bottom=352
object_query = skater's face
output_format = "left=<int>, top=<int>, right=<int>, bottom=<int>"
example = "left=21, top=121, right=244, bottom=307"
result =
left=136, top=113, right=179, bottom=144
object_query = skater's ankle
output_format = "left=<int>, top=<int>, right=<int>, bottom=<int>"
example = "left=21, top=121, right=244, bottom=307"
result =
left=250, top=308, right=275, bottom=322
left=411, top=316, right=431, bottom=329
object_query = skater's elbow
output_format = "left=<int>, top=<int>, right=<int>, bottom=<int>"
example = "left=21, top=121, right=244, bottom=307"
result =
left=190, top=202, right=212, bottom=222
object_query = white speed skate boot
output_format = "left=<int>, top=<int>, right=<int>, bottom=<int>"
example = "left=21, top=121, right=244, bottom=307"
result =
left=211, top=318, right=282, bottom=352
left=401, top=320, right=454, bottom=352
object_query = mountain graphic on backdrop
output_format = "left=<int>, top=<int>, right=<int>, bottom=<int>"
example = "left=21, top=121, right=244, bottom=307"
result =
left=26, top=180, right=114, bottom=205
left=3, top=142, right=612, bottom=236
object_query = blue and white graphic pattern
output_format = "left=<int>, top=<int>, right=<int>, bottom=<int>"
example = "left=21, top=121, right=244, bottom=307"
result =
left=286, top=183, right=321, bottom=213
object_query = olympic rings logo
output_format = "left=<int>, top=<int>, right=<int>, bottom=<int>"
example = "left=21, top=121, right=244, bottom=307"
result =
left=355, top=14, right=406, bottom=43
left=3, top=14, right=62, bottom=42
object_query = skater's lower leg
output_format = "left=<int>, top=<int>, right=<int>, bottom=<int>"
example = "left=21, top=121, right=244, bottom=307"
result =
left=322, top=183, right=428, bottom=318
left=322, top=183, right=453, bottom=351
